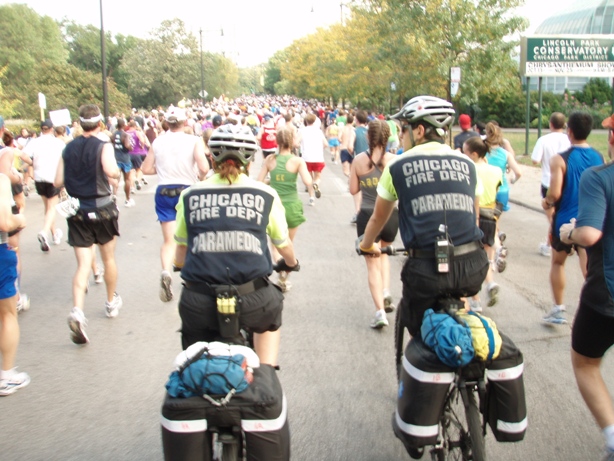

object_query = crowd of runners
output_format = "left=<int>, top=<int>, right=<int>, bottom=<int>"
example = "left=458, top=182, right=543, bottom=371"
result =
left=2, top=93, right=614, bottom=459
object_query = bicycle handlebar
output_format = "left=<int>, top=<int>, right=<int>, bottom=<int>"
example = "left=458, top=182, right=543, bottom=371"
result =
left=272, top=259, right=300, bottom=273
left=355, top=245, right=406, bottom=256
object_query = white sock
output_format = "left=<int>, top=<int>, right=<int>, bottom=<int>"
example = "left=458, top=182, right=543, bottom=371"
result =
left=555, top=304, right=566, bottom=311
left=383, top=289, right=391, bottom=299
left=1, top=368, right=16, bottom=380
left=603, top=425, right=614, bottom=451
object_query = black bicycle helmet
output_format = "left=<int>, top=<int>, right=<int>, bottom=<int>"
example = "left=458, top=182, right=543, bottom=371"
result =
left=208, top=124, right=260, bottom=166
left=392, top=96, right=455, bottom=130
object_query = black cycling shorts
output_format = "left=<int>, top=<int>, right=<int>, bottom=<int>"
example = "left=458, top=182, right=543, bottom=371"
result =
left=356, top=208, right=399, bottom=243
left=572, top=301, right=614, bottom=359
left=178, top=280, right=284, bottom=350
left=399, top=247, right=489, bottom=338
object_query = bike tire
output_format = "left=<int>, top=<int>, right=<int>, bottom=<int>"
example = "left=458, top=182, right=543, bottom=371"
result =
left=222, top=440, right=239, bottom=461
left=463, top=390, right=486, bottom=461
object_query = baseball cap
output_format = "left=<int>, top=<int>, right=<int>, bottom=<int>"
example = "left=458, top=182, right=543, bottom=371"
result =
left=41, top=119, right=53, bottom=129
left=459, top=114, right=472, bottom=130
left=164, top=106, right=187, bottom=122
left=212, top=115, right=223, bottom=126
left=602, top=114, right=614, bottom=129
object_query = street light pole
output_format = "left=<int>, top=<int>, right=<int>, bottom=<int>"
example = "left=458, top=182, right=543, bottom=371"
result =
left=99, top=0, right=109, bottom=122
left=199, top=28, right=205, bottom=102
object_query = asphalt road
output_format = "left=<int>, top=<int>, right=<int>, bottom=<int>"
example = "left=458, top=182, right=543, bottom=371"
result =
left=0, top=154, right=609, bottom=461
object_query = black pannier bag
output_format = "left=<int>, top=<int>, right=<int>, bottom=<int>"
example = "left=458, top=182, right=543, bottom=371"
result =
left=161, top=364, right=290, bottom=461
left=486, top=333, right=527, bottom=442
left=393, top=338, right=455, bottom=449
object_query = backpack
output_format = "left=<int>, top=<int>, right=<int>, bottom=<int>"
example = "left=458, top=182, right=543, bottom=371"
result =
left=421, top=308, right=475, bottom=368
left=457, top=311, right=502, bottom=361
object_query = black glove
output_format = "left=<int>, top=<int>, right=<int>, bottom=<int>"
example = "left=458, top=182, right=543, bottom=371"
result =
left=274, top=258, right=300, bottom=273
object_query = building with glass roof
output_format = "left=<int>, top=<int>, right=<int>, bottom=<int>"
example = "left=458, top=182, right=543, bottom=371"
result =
left=527, top=0, right=613, bottom=93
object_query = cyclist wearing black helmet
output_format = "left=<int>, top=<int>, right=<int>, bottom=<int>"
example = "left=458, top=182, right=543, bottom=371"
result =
left=173, top=124, right=298, bottom=367
left=360, top=96, right=489, bottom=338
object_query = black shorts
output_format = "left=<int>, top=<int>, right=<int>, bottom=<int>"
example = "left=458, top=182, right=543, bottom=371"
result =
left=35, top=182, right=61, bottom=199
left=400, top=247, right=489, bottom=338
left=479, top=217, right=497, bottom=247
left=356, top=208, right=399, bottom=243
left=572, top=302, right=614, bottom=359
left=550, top=230, right=576, bottom=254
left=178, top=281, right=284, bottom=350
left=340, top=149, right=354, bottom=164
left=130, top=154, right=145, bottom=170
left=11, top=183, right=23, bottom=196
left=67, top=204, right=120, bottom=247
left=262, top=149, right=276, bottom=159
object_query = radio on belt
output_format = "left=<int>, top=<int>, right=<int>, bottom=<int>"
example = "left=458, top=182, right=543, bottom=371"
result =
left=436, top=237, right=451, bottom=273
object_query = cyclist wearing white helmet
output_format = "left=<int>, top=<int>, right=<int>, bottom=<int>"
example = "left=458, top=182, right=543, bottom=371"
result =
left=360, top=96, right=489, bottom=337
left=173, top=124, right=299, bottom=367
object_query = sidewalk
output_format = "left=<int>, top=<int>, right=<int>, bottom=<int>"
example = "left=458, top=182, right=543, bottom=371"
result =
left=507, top=162, right=543, bottom=213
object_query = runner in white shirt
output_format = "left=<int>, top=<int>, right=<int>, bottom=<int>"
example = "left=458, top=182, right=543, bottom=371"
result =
left=23, top=119, right=66, bottom=251
left=531, top=112, right=571, bottom=257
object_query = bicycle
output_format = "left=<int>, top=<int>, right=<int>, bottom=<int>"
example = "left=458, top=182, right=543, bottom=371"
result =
left=163, top=260, right=297, bottom=461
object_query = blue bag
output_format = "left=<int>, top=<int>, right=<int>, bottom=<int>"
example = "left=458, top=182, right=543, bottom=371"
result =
left=421, top=308, right=475, bottom=367
left=166, top=353, right=250, bottom=399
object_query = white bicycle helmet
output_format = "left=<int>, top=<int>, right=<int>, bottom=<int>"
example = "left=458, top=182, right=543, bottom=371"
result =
left=392, top=96, right=455, bottom=129
left=209, top=124, right=260, bottom=166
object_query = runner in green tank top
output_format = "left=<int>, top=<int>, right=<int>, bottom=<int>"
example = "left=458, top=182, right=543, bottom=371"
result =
left=258, top=127, right=313, bottom=291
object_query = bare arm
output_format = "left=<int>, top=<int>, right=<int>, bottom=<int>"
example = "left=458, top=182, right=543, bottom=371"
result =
left=543, top=154, right=565, bottom=210
left=0, top=174, right=25, bottom=233
left=506, top=151, right=522, bottom=183
left=560, top=222, right=602, bottom=247
left=257, top=156, right=273, bottom=183
left=502, top=138, right=515, bottom=157
left=296, top=159, right=313, bottom=195
left=141, top=146, right=156, bottom=175
left=193, top=138, right=209, bottom=180
left=174, top=244, right=188, bottom=269
left=275, top=238, right=298, bottom=267
left=54, top=157, right=65, bottom=188
left=360, top=196, right=396, bottom=255
left=101, top=143, right=121, bottom=181
left=349, top=155, right=361, bottom=195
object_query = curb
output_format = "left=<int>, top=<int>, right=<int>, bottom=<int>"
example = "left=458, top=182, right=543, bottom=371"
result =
left=508, top=198, right=543, bottom=214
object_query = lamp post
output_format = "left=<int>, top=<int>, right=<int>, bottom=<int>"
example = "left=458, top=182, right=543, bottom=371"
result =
left=199, top=28, right=224, bottom=102
left=99, top=0, right=109, bottom=122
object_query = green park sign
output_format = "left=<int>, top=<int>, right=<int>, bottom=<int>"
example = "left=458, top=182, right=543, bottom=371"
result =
left=520, top=35, right=614, bottom=77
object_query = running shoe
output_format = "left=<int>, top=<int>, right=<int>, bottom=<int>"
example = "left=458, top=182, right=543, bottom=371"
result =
left=16, top=294, right=30, bottom=313
left=496, top=246, right=508, bottom=273
left=603, top=448, right=614, bottom=461
left=278, top=280, right=292, bottom=293
left=130, top=187, right=136, bottom=194
left=68, top=307, right=89, bottom=345
left=309, top=197, right=315, bottom=207
left=469, top=299, right=483, bottom=313
left=160, top=271, right=173, bottom=302
left=486, top=282, right=499, bottom=307
left=105, top=293, right=122, bottom=318
left=383, top=295, right=395, bottom=313
left=53, top=229, right=63, bottom=246
left=542, top=306, right=567, bottom=325
left=94, top=269, right=105, bottom=285
left=498, top=231, right=506, bottom=244
left=124, top=198, right=136, bottom=207
left=141, top=178, right=148, bottom=185
left=37, top=231, right=50, bottom=252
left=350, top=214, right=357, bottom=224
left=370, top=309, right=389, bottom=329
left=539, top=242, right=551, bottom=257
left=23, top=185, right=29, bottom=197
left=313, top=183, right=321, bottom=199
left=135, top=180, right=141, bottom=191
left=0, top=370, right=31, bottom=396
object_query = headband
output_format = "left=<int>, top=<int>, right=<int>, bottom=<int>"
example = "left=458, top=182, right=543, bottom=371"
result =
left=79, top=114, right=103, bottom=123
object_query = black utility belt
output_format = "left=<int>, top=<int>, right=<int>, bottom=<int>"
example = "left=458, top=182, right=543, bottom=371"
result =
left=183, top=277, right=268, bottom=297
left=70, top=202, right=118, bottom=222
left=159, top=186, right=188, bottom=197
left=408, top=241, right=482, bottom=259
